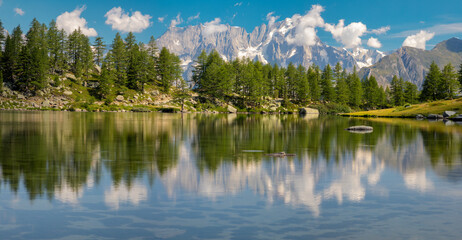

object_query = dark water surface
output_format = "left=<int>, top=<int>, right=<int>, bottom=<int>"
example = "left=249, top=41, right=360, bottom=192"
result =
left=0, top=111, right=461, bottom=239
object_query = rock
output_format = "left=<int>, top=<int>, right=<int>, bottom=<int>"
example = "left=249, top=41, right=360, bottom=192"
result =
left=42, top=100, right=50, bottom=108
left=346, top=125, right=373, bottom=133
left=299, top=107, right=319, bottom=115
left=227, top=105, right=237, bottom=113
left=17, top=94, right=26, bottom=100
left=416, top=114, right=425, bottom=119
left=63, top=90, right=73, bottom=96
left=116, top=95, right=124, bottom=101
left=74, top=108, right=83, bottom=112
left=427, top=114, right=444, bottom=119
left=93, top=65, right=101, bottom=74
left=451, top=114, right=462, bottom=121
left=65, top=73, right=77, bottom=81
left=443, top=111, right=456, bottom=118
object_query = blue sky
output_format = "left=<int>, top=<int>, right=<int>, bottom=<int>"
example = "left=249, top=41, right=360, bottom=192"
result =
left=1, top=0, right=462, bottom=51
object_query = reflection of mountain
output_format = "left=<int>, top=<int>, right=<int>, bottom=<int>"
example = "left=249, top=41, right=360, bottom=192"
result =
left=1, top=112, right=462, bottom=212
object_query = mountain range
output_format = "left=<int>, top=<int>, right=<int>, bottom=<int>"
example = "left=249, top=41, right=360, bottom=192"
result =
left=157, top=20, right=462, bottom=89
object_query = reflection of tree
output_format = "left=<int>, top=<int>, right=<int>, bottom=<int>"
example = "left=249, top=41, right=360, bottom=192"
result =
left=1, top=111, right=462, bottom=204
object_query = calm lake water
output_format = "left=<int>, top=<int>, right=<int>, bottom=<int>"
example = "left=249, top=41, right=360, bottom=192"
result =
left=0, top=111, right=462, bottom=239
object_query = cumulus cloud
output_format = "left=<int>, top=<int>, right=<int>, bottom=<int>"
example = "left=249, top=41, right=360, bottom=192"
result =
left=286, top=5, right=325, bottom=47
left=234, top=2, right=243, bottom=7
left=14, top=8, right=25, bottom=16
left=367, top=37, right=382, bottom=48
left=370, top=26, right=390, bottom=35
left=105, top=7, right=152, bottom=33
left=158, top=17, right=165, bottom=23
left=56, top=6, right=97, bottom=37
left=402, top=30, right=435, bottom=50
left=170, top=13, right=183, bottom=28
left=266, top=12, right=280, bottom=28
left=203, top=18, right=228, bottom=36
left=187, top=12, right=200, bottom=22
left=324, top=20, right=367, bottom=49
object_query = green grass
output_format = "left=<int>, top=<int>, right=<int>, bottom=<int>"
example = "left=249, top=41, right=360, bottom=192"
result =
left=342, top=98, right=462, bottom=118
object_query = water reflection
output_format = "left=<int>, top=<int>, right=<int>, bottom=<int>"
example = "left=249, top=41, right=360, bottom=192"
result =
left=0, top=112, right=461, bottom=216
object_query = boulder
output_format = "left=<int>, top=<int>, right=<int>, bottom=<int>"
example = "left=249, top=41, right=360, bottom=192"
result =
left=443, top=111, right=457, bottom=118
left=416, top=114, right=425, bottom=119
left=63, top=90, right=73, bottom=96
left=42, top=100, right=50, bottom=108
left=227, top=105, right=237, bottom=113
left=115, top=95, right=124, bottom=101
left=65, top=73, right=77, bottom=81
left=299, top=107, right=319, bottom=115
left=427, top=114, right=444, bottom=119
left=17, top=94, right=26, bottom=100
left=451, top=114, right=462, bottom=122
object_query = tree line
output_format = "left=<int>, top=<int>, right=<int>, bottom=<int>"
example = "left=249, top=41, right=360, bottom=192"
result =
left=1, top=18, right=462, bottom=110
left=0, top=18, right=182, bottom=100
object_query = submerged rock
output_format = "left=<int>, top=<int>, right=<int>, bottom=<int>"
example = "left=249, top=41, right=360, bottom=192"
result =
left=265, top=152, right=296, bottom=157
left=346, top=125, right=373, bottom=133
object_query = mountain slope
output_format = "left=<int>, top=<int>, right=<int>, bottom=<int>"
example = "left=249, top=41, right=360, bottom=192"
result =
left=359, top=37, right=462, bottom=88
left=157, top=19, right=384, bottom=80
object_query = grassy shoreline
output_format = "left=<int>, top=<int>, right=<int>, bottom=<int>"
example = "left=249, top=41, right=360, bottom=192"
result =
left=341, top=98, right=462, bottom=118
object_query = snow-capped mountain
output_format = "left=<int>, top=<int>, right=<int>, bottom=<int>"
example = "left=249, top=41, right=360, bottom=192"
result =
left=157, top=18, right=385, bottom=80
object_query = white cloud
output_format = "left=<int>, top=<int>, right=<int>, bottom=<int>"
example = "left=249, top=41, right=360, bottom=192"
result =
left=370, top=26, right=390, bottom=35
left=105, top=7, right=152, bottom=33
left=158, top=17, right=165, bottom=23
left=324, top=20, right=367, bottom=49
left=187, top=12, right=200, bottom=22
left=14, top=8, right=25, bottom=16
left=367, top=37, right=382, bottom=48
left=56, top=6, right=97, bottom=37
left=286, top=5, right=325, bottom=47
left=234, top=2, right=243, bottom=7
left=402, top=30, right=434, bottom=50
left=266, top=12, right=280, bottom=28
left=170, top=13, right=183, bottom=29
left=203, top=18, right=228, bottom=36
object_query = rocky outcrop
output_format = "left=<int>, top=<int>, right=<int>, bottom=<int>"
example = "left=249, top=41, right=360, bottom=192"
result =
left=299, top=107, right=319, bottom=115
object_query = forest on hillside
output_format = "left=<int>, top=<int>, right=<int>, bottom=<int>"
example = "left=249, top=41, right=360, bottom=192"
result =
left=1, top=18, right=462, bottom=112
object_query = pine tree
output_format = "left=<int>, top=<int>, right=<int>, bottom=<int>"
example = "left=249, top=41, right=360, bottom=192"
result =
left=308, top=66, right=321, bottom=102
left=93, top=37, right=106, bottom=67
left=146, top=36, right=159, bottom=85
left=109, top=33, right=127, bottom=87
left=285, top=63, right=297, bottom=100
left=47, top=20, right=66, bottom=74
left=440, top=63, right=460, bottom=99
left=347, top=66, right=362, bottom=107
left=98, top=53, right=115, bottom=99
left=19, top=19, right=49, bottom=92
left=458, top=63, right=462, bottom=92
left=2, top=26, right=23, bottom=86
left=157, top=47, right=182, bottom=93
left=295, top=64, right=309, bottom=104
left=192, top=50, right=207, bottom=89
left=321, top=64, right=335, bottom=102
left=127, top=43, right=150, bottom=92
left=420, top=61, right=441, bottom=101
left=335, top=68, right=349, bottom=105
left=363, top=75, right=380, bottom=108
left=391, top=76, right=405, bottom=106
left=404, top=81, right=419, bottom=104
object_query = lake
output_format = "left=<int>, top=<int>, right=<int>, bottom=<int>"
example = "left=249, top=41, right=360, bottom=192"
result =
left=0, top=111, right=461, bottom=239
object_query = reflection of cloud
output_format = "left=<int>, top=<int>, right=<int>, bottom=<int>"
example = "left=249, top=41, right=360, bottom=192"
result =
left=403, top=170, right=434, bottom=193
left=55, top=182, right=84, bottom=205
left=104, top=182, right=148, bottom=210
left=161, top=146, right=385, bottom=217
